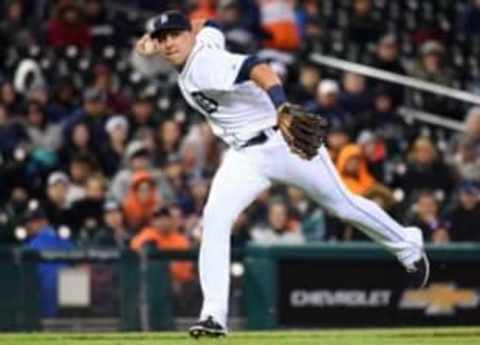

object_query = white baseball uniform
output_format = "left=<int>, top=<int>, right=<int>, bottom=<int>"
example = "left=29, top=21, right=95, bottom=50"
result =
left=135, top=25, right=424, bottom=328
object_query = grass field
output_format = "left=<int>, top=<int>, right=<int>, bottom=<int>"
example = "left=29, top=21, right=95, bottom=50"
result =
left=0, top=328, right=479, bottom=345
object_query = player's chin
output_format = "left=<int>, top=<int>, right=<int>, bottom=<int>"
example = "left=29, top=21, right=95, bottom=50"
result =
left=165, top=54, right=183, bottom=66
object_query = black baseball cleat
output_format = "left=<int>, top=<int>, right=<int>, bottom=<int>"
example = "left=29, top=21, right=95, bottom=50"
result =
left=406, top=252, right=430, bottom=289
left=189, top=316, right=227, bottom=339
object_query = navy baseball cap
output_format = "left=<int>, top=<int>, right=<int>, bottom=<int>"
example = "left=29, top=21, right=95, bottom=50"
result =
left=146, top=11, right=192, bottom=37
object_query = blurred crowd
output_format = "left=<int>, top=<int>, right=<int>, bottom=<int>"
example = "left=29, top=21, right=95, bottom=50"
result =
left=1, top=0, right=480, bottom=263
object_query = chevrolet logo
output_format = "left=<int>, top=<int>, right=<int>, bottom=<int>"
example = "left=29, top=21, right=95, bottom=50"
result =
left=399, top=283, right=478, bottom=315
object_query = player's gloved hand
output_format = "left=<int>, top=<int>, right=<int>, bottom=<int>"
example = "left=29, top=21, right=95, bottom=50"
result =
left=135, top=34, right=161, bottom=57
left=277, top=103, right=328, bottom=160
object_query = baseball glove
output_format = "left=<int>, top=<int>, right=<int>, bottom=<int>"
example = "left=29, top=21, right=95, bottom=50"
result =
left=278, top=103, right=328, bottom=160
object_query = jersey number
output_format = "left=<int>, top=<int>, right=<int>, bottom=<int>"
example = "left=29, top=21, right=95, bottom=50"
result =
left=192, top=92, right=218, bottom=114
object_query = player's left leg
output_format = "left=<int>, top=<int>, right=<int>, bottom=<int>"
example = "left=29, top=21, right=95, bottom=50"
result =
left=273, top=138, right=428, bottom=286
left=193, top=147, right=271, bottom=337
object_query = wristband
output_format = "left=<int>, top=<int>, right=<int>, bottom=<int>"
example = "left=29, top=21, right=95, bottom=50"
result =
left=267, top=85, right=287, bottom=109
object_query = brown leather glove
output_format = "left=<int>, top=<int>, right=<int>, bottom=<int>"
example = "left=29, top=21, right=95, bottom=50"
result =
left=278, top=103, right=328, bottom=160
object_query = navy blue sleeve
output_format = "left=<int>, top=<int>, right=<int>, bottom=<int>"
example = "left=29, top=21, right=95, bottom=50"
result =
left=205, top=20, right=222, bottom=30
left=234, top=56, right=265, bottom=84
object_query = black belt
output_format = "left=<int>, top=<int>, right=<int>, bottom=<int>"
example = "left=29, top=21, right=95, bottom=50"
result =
left=241, top=126, right=279, bottom=148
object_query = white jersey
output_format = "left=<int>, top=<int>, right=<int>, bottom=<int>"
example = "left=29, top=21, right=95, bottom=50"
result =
left=177, top=26, right=277, bottom=148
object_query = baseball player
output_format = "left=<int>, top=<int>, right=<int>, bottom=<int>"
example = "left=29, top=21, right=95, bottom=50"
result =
left=134, top=11, right=430, bottom=338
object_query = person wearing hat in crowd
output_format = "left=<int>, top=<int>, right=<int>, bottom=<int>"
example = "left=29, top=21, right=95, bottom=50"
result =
left=446, top=181, right=480, bottom=242
left=408, top=40, right=457, bottom=115
left=410, top=40, right=454, bottom=86
left=108, top=140, right=174, bottom=204
left=63, top=86, right=111, bottom=148
left=100, top=115, right=130, bottom=177
left=122, top=170, right=163, bottom=230
left=305, top=79, right=351, bottom=130
left=24, top=204, right=74, bottom=317
left=43, top=171, right=75, bottom=232
left=92, top=199, right=132, bottom=248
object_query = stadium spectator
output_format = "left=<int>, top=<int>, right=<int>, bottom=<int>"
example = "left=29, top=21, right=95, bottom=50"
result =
left=108, top=140, right=174, bottom=203
left=339, top=72, right=373, bottom=118
left=90, top=64, right=127, bottom=112
left=47, top=77, right=78, bottom=123
left=408, top=40, right=457, bottom=115
left=289, top=63, right=321, bottom=105
left=216, top=0, right=258, bottom=54
left=410, top=41, right=454, bottom=86
left=100, top=115, right=129, bottom=177
left=370, top=34, right=406, bottom=105
left=306, top=79, right=351, bottom=130
left=83, top=0, right=119, bottom=48
left=43, top=171, right=75, bottom=232
left=0, top=0, right=36, bottom=48
left=0, top=81, right=21, bottom=115
left=128, top=94, right=158, bottom=138
left=189, top=0, right=217, bottom=20
left=24, top=100, right=63, bottom=152
left=457, top=0, right=480, bottom=38
left=59, top=122, right=94, bottom=173
left=63, top=87, right=110, bottom=148
left=392, top=137, right=456, bottom=199
left=361, top=87, right=410, bottom=154
left=0, top=102, right=28, bottom=158
left=336, top=144, right=393, bottom=207
left=251, top=198, right=304, bottom=244
left=406, top=191, right=450, bottom=244
left=92, top=200, right=132, bottom=248
left=326, top=127, right=351, bottom=162
left=450, top=106, right=480, bottom=170
left=24, top=205, right=74, bottom=317
left=356, top=130, right=387, bottom=183
left=257, top=0, right=300, bottom=51
left=154, top=119, right=182, bottom=167
left=348, top=0, right=384, bottom=46
left=130, top=206, right=194, bottom=284
left=72, top=175, right=107, bottom=243
left=446, top=181, right=480, bottom=242
left=122, top=170, right=163, bottom=230
left=47, top=2, right=91, bottom=49
left=66, top=153, right=99, bottom=204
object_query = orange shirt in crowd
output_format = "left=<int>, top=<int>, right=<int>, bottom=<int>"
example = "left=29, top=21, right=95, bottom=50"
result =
left=189, top=0, right=217, bottom=20
left=131, top=227, right=194, bottom=283
left=336, top=144, right=376, bottom=196
left=258, top=0, right=300, bottom=51
left=122, top=171, right=158, bottom=229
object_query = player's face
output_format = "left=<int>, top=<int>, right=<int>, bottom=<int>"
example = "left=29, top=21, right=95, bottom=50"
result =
left=154, top=29, right=194, bottom=67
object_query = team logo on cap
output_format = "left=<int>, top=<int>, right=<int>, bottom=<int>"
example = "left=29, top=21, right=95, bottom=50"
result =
left=160, top=14, right=168, bottom=24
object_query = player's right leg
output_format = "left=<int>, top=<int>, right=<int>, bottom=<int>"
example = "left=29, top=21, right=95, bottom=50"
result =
left=275, top=141, right=429, bottom=288
left=191, top=147, right=271, bottom=338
